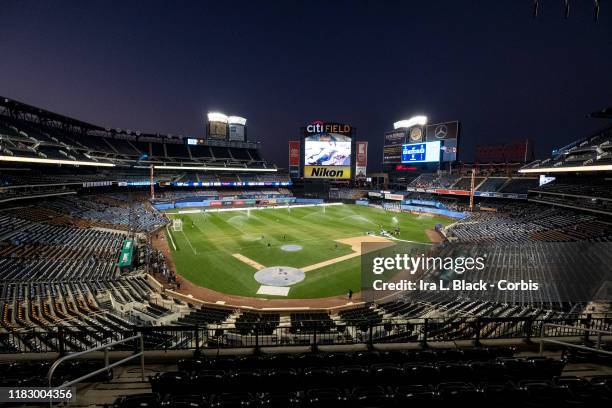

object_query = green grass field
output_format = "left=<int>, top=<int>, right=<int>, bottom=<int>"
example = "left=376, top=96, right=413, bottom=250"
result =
left=165, top=204, right=449, bottom=299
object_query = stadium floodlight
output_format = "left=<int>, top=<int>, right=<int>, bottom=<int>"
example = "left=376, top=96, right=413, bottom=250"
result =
left=519, top=164, right=612, bottom=173
left=228, top=116, right=247, bottom=126
left=0, top=155, right=115, bottom=167
left=154, top=165, right=277, bottom=172
left=393, top=115, right=428, bottom=129
left=207, top=112, right=229, bottom=123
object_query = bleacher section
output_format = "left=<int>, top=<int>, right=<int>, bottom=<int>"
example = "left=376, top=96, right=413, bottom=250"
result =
left=521, top=124, right=612, bottom=171
left=407, top=173, right=537, bottom=199
left=528, top=178, right=612, bottom=216
left=0, top=110, right=271, bottom=169
left=0, top=97, right=286, bottom=199
left=445, top=202, right=612, bottom=243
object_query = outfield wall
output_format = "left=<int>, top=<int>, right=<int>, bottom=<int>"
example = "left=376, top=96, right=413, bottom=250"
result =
left=154, top=197, right=296, bottom=211
left=400, top=204, right=466, bottom=219
left=166, top=201, right=344, bottom=215
left=357, top=201, right=466, bottom=219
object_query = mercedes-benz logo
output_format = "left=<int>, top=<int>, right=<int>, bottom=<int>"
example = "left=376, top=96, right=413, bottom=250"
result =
left=434, top=124, right=448, bottom=139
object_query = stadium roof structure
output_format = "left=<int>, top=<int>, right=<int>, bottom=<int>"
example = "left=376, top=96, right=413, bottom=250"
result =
left=589, top=107, right=612, bottom=119
left=1, top=96, right=105, bottom=131
left=0, top=96, right=271, bottom=171
left=519, top=119, right=612, bottom=174
left=0, top=96, right=261, bottom=147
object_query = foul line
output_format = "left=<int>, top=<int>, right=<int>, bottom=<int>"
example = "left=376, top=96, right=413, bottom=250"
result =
left=380, top=233, right=433, bottom=245
left=302, top=236, right=395, bottom=272
left=165, top=226, right=177, bottom=251
left=301, top=252, right=361, bottom=272
left=181, top=230, right=198, bottom=255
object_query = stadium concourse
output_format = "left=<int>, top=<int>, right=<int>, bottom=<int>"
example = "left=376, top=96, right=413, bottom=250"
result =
left=0, top=98, right=611, bottom=406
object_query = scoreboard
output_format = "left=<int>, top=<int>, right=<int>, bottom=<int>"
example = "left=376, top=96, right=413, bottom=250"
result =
left=401, top=141, right=441, bottom=163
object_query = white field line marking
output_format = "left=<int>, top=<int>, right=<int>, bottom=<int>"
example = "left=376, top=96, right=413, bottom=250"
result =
left=181, top=230, right=198, bottom=255
left=166, top=226, right=177, bottom=251
left=380, top=233, right=433, bottom=245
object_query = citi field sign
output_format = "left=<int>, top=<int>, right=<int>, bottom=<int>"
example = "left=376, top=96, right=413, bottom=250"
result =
left=304, top=165, right=351, bottom=179
left=305, top=120, right=352, bottom=136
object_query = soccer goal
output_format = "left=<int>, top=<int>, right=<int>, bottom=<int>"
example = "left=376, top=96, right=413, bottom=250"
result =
left=172, top=218, right=183, bottom=232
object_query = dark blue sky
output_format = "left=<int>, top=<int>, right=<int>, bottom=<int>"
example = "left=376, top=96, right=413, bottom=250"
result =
left=1, top=1, right=611, bottom=170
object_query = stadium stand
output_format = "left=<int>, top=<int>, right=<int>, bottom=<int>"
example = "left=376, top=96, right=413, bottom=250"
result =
left=476, top=177, right=510, bottom=192
left=499, top=178, right=539, bottom=193
left=135, top=348, right=578, bottom=408
left=521, top=124, right=612, bottom=171
left=445, top=202, right=612, bottom=243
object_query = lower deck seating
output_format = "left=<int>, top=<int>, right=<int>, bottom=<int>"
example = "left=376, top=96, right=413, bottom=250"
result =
left=172, top=306, right=233, bottom=326
left=235, top=312, right=280, bottom=335
left=113, top=348, right=612, bottom=408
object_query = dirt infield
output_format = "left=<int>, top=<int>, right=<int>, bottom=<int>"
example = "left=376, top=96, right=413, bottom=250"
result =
left=232, top=253, right=266, bottom=270
left=230, top=235, right=394, bottom=273
left=301, top=235, right=394, bottom=272
left=151, top=230, right=436, bottom=310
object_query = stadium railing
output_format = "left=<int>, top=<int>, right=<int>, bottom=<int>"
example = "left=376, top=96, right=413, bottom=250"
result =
left=1, top=316, right=610, bottom=354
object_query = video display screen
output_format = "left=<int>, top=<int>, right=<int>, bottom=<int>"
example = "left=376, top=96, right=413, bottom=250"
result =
left=383, top=144, right=402, bottom=163
left=401, top=141, right=441, bottom=163
left=441, top=139, right=458, bottom=162
left=304, top=134, right=352, bottom=166
left=229, top=124, right=245, bottom=141
left=208, top=121, right=228, bottom=140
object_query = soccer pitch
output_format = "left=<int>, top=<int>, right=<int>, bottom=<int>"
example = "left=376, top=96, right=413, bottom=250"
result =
left=165, top=204, right=449, bottom=299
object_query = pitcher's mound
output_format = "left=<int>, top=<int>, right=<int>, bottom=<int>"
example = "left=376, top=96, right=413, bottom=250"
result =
left=254, top=266, right=305, bottom=286
left=280, top=244, right=302, bottom=252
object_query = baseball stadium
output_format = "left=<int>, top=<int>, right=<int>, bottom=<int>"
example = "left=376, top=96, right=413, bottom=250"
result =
left=1, top=2, right=612, bottom=407
left=1, top=94, right=611, bottom=406
left=164, top=203, right=447, bottom=301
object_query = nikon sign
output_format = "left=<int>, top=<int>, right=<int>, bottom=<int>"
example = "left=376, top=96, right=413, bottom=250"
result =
left=304, top=165, right=351, bottom=179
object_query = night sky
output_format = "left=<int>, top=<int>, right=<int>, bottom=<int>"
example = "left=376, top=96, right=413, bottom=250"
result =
left=1, top=1, right=611, bottom=171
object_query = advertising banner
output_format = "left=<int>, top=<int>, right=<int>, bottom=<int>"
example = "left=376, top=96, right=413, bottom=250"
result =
left=207, top=121, right=228, bottom=140
left=385, top=193, right=405, bottom=201
left=384, top=130, right=406, bottom=146
left=425, top=121, right=459, bottom=141
left=356, top=141, right=368, bottom=179
left=304, top=165, right=351, bottom=179
left=288, top=141, right=300, bottom=166
left=383, top=144, right=402, bottom=163
left=229, top=124, right=246, bottom=141
left=406, top=126, right=424, bottom=143
left=436, top=189, right=470, bottom=196
left=304, top=121, right=353, bottom=137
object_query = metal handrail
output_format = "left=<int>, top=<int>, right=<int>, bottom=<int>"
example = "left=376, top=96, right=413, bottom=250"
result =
left=539, top=323, right=612, bottom=356
left=47, top=334, right=145, bottom=392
